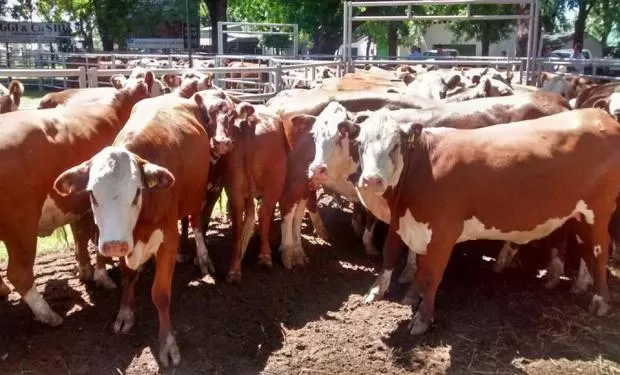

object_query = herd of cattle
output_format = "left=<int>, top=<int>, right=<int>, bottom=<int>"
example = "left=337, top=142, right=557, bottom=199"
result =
left=0, top=61, right=619, bottom=367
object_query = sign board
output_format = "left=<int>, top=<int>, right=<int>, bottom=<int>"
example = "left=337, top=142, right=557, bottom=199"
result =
left=127, top=38, right=185, bottom=49
left=0, top=22, right=72, bottom=43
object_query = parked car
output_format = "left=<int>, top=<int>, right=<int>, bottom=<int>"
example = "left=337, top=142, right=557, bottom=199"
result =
left=549, top=48, right=601, bottom=75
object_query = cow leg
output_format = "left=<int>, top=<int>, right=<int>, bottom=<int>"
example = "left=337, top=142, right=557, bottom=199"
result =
left=398, top=251, right=418, bottom=285
left=401, top=253, right=424, bottom=307
left=70, top=216, right=94, bottom=282
left=362, top=213, right=380, bottom=256
left=544, top=228, right=568, bottom=290
left=152, top=226, right=181, bottom=367
left=571, top=217, right=612, bottom=316
left=190, top=212, right=214, bottom=276
left=226, top=191, right=245, bottom=284
left=114, top=259, right=139, bottom=334
left=492, top=241, right=519, bottom=273
left=291, top=199, right=310, bottom=266
left=240, top=197, right=256, bottom=262
left=351, top=203, right=365, bottom=237
left=279, top=203, right=297, bottom=269
left=0, top=276, right=10, bottom=297
left=363, top=226, right=400, bottom=303
left=5, top=228, right=62, bottom=326
left=409, top=233, right=457, bottom=335
left=257, top=193, right=279, bottom=268
left=571, top=257, right=594, bottom=294
left=608, top=208, right=620, bottom=261
left=79, top=214, right=116, bottom=289
left=307, top=192, right=329, bottom=241
left=176, top=217, right=192, bottom=263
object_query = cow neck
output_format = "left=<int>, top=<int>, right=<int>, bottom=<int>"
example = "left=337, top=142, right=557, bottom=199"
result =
left=109, top=91, right=142, bottom=126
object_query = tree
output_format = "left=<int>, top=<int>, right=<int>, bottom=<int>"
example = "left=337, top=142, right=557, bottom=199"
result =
left=204, top=0, right=227, bottom=53
left=35, top=0, right=97, bottom=51
left=586, top=0, right=620, bottom=48
left=568, top=0, right=595, bottom=47
left=539, top=0, right=570, bottom=33
left=447, top=4, right=516, bottom=56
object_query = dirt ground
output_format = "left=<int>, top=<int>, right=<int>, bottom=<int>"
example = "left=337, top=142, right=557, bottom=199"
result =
left=2, top=195, right=620, bottom=375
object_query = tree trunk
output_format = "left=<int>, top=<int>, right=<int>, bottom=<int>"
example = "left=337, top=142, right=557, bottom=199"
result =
left=204, top=0, right=227, bottom=53
left=481, top=25, right=490, bottom=56
left=387, top=23, right=397, bottom=57
left=365, top=35, right=372, bottom=58
left=573, top=1, right=592, bottom=47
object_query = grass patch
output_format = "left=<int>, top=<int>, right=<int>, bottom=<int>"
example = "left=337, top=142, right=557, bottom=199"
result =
left=20, top=89, right=48, bottom=110
left=0, top=191, right=228, bottom=262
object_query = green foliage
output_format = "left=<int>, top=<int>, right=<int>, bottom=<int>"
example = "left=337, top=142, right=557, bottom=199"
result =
left=446, top=4, right=515, bottom=53
left=261, top=34, right=291, bottom=52
left=586, top=0, right=620, bottom=47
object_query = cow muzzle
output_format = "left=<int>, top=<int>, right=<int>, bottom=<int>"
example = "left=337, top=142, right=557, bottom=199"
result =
left=101, top=240, right=130, bottom=258
left=212, top=137, right=234, bottom=155
left=359, top=175, right=385, bottom=193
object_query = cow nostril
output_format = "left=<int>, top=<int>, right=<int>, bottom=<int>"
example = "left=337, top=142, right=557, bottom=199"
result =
left=362, top=176, right=383, bottom=187
left=102, top=241, right=129, bottom=257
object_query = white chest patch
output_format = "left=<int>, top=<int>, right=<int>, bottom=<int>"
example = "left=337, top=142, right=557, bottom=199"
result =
left=37, top=195, right=81, bottom=237
left=356, top=188, right=390, bottom=224
left=456, top=200, right=594, bottom=245
left=124, top=229, right=165, bottom=270
left=396, top=209, right=433, bottom=255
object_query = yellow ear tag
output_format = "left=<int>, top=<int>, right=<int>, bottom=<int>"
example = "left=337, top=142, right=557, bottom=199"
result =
left=240, top=112, right=248, bottom=120
left=147, top=178, right=157, bottom=188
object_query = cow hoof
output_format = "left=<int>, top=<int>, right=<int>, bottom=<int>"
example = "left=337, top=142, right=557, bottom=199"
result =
left=76, top=264, right=94, bottom=282
left=258, top=254, right=273, bottom=269
left=0, top=282, right=11, bottom=298
left=35, top=310, right=63, bottom=327
left=281, top=246, right=309, bottom=269
left=226, top=271, right=242, bottom=284
left=408, top=311, right=432, bottom=335
left=113, top=307, right=135, bottom=334
left=159, top=332, right=181, bottom=367
left=589, top=295, right=611, bottom=317
left=94, top=267, right=116, bottom=290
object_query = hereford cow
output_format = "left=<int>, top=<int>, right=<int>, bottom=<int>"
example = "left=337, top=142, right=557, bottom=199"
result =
left=110, top=67, right=168, bottom=96
left=161, top=70, right=213, bottom=92
left=0, top=81, right=149, bottom=322
left=540, top=72, right=597, bottom=100
left=307, top=92, right=572, bottom=303
left=52, top=91, right=233, bottom=366
left=355, top=108, right=619, bottom=334
left=0, top=80, right=24, bottom=113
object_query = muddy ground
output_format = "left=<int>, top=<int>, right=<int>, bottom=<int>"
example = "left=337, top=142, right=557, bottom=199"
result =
left=1, top=195, right=620, bottom=375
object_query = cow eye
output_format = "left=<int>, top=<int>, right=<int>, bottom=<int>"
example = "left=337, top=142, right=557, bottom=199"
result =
left=89, top=191, right=98, bottom=206
left=132, top=188, right=141, bottom=206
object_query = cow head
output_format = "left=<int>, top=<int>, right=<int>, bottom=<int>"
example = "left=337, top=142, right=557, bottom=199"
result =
left=7, top=80, right=23, bottom=111
left=609, top=87, right=620, bottom=121
left=111, top=68, right=166, bottom=98
left=541, top=73, right=597, bottom=100
left=53, top=147, right=174, bottom=268
left=307, top=101, right=363, bottom=183
left=181, top=70, right=213, bottom=91
left=405, top=70, right=461, bottom=100
left=194, top=91, right=255, bottom=157
left=355, top=109, right=416, bottom=195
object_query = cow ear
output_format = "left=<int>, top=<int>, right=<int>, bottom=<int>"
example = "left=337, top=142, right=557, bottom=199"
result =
left=141, top=162, right=175, bottom=190
left=144, top=70, right=155, bottom=91
left=291, top=114, right=316, bottom=134
left=204, top=73, right=213, bottom=89
left=403, top=73, right=415, bottom=86
left=110, top=74, right=127, bottom=89
left=162, top=73, right=181, bottom=88
left=236, top=102, right=255, bottom=120
left=338, top=120, right=360, bottom=139
left=54, top=160, right=92, bottom=196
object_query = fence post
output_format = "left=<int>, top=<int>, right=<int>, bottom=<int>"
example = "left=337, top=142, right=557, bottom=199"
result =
left=275, top=63, right=282, bottom=95
left=111, top=53, right=116, bottom=69
left=88, top=67, right=99, bottom=88
left=78, top=66, right=87, bottom=88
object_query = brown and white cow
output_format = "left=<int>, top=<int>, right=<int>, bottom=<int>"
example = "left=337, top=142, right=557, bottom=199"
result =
left=308, top=92, right=572, bottom=303
left=540, top=72, right=597, bottom=101
left=110, top=67, right=168, bottom=97
left=572, top=82, right=620, bottom=117
left=0, top=80, right=24, bottom=113
left=400, top=69, right=463, bottom=100
left=161, top=70, right=213, bottom=92
left=52, top=91, right=231, bottom=366
left=0, top=80, right=149, bottom=323
left=355, top=108, right=619, bottom=334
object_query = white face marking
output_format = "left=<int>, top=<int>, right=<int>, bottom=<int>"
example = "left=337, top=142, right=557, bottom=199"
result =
left=406, top=71, right=451, bottom=100
left=609, top=91, right=620, bottom=117
left=308, top=101, right=357, bottom=180
left=593, top=245, right=602, bottom=258
left=125, top=229, right=164, bottom=270
left=88, top=147, right=144, bottom=254
left=356, top=109, right=406, bottom=195
left=396, top=209, right=433, bottom=255
left=457, top=200, right=594, bottom=245
left=37, top=195, right=81, bottom=237
left=569, top=98, right=577, bottom=108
